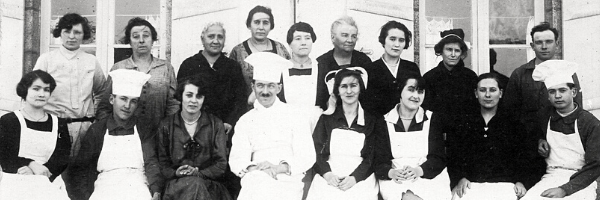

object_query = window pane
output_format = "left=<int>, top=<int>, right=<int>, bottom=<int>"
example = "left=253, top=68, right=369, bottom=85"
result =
left=489, top=48, right=528, bottom=77
left=114, top=0, right=160, bottom=45
left=489, top=0, right=534, bottom=44
left=51, top=0, right=97, bottom=45
left=425, top=0, right=472, bottom=70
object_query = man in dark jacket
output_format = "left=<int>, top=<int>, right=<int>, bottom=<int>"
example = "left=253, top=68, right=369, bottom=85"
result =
left=67, top=69, right=161, bottom=200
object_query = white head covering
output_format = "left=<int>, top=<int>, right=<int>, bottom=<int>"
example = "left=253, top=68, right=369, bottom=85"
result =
left=109, top=69, right=151, bottom=97
left=532, top=60, right=578, bottom=88
left=322, top=67, right=369, bottom=116
left=245, top=52, right=290, bottom=83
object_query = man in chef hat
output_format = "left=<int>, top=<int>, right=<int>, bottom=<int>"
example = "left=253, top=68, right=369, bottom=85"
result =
left=68, top=69, right=162, bottom=200
left=229, top=52, right=316, bottom=200
left=521, top=60, right=600, bottom=200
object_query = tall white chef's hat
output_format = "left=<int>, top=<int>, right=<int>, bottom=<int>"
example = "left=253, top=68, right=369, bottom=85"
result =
left=109, top=69, right=151, bottom=97
left=245, top=52, right=289, bottom=83
left=532, top=60, right=578, bottom=88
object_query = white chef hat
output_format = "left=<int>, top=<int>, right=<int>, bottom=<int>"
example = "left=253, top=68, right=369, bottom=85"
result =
left=245, top=52, right=289, bottom=83
left=532, top=60, right=578, bottom=88
left=109, top=69, right=151, bottom=97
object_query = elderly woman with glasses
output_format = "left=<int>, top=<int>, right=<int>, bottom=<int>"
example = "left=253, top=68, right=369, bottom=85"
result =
left=154, top=76, right=231, bottom=200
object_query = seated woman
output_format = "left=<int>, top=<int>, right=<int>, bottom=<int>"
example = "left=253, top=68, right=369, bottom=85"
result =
left=447, top=73, right=529, bottom=200
left=156, top=76, right=231, bottom=200
left=0, top=70, right=70, bottom=200
left=373, top=73, right=450, bottom=200
left=307, top=68, right=382, bottom=200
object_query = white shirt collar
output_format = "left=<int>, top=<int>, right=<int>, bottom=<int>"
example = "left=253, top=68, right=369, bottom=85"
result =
left=59, top=45, right=80, bottom=60
left=381, top=56, right=400, bottom=78
left=384, top=104, right=424, bottom=124
left=253, top=97, right=284, bottom=111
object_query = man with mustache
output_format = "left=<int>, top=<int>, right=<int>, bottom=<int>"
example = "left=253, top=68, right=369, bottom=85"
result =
left=503, top=22, right=583, bottom=185
left=229, top=52, right=316, bottom=200
left=68, top=69, right=161, bottom=200
left=521, top=60, right=599, bottom=200
left=315, top=16, right=372, bottom=113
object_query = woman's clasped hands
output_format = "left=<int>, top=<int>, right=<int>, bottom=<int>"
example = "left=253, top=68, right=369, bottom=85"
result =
left=388, top=165, right=423, bottom=184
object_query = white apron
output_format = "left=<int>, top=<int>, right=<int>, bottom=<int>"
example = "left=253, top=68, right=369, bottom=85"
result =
left=306, top=129, right=378, bottom=200
left=15, top=110, right=58, bottom=164
left=89, top=126, right=151, bottom=200
left=522, top=120, right=596, bottom=200
left=0, top=172, right=70, bottom=200
left=282, top=61, right=318, bottom=107
left=379, top=111, right=451, bottom=200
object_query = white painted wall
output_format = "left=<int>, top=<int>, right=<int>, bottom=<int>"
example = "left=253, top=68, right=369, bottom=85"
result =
left=0, top=0, right=24, bottom=115
left=563, top=0, right=600, bottom=117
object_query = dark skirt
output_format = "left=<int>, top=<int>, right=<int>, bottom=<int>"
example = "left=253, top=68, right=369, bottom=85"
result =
left=163, top=176, right=232, bottom=200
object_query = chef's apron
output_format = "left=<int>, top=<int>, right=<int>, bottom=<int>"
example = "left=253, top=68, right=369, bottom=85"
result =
left=15, top=110, right=58, bottom=164
left=306, top=128, right=378, bottom=200
left=522, top=120, right=596, bottom=200
left=89, top=126, right=151, bottom=200
left=379, top=111, right=450, bottom=200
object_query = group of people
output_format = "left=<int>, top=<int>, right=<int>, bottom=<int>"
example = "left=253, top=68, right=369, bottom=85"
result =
left=0, top=4, right=598, bottom=200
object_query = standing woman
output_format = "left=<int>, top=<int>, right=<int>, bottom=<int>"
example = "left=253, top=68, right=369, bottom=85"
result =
left=280, top=22, right=323, bottom=130
left=307, top=68, right=382, bottom=200
left=421, top=29, right=478, bottom=117
left=229, top=5, right=291, bottom=106
left=0, top=70, right=70, bottom=200
left=373, top=73, right=450, bottom=200
left=155, top=77, right=231, bottom=200
left=98, top=17, right=179, bottom=135
left=364, top=21, right=421, bottom=117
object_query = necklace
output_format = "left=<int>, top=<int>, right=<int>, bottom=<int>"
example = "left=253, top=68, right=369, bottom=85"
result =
left=400, top=117, right=413, bottom=120
left=22, top=109, right=46, bottom=122
left=249, top=39, right=270, bottom=52
left=181, top=113, right=200, bottom=125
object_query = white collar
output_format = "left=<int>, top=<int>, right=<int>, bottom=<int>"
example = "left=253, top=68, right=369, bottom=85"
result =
left=381, top=56, right=400, bottom=78
left=384, top=104, right=424, bottom=124
left=59, top=45, right=80, bottom=60
left=253, top=98, right=284, bottom=111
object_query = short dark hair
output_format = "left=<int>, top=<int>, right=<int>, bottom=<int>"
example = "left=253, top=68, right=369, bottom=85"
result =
left=16, top=70, right=57, bottom=99
left=52, top=13, right=92, bottom=40
left=396, top=72, right=426, bottom=95
left=286, top=22, right=316, bottom=44
left=378, top=21, right=412, bottom=49
left=477, top=73, right=503, bottom=90
left=530, top=22, right=559, bottom=41
left=332, top=68, right=366, bottom=103
left=121, top=17, right=158, bottom=44
left=175, top=76, right=209, bottom=102
left=246, top=5, right=275, bottom=30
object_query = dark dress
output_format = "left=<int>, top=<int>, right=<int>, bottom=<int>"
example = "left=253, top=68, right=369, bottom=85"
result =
left=363, top=58, right=421, bottom=116
left=445, top=111, right=532, bottom=189
left=315, top=49, right=372, bottom=110
left=177, top=51, right=247, bottom=127
left=0, top=112, right=70, bottom=181
left=156, top=111, right=232, bottom=200
left=422, top=60, right=478, bottom=117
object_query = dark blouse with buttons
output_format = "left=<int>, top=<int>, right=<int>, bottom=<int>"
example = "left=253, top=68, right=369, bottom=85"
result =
left=363, top=58, right=421, bottom=116
left=446, top=111, right=531, bottom=188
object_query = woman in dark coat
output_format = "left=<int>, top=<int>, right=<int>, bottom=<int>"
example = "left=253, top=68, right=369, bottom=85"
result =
left=156, top=76, right=231, bottom=200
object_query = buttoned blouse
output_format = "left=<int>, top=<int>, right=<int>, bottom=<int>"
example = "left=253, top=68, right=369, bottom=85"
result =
left=34, top=46, right=108, bottom=118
